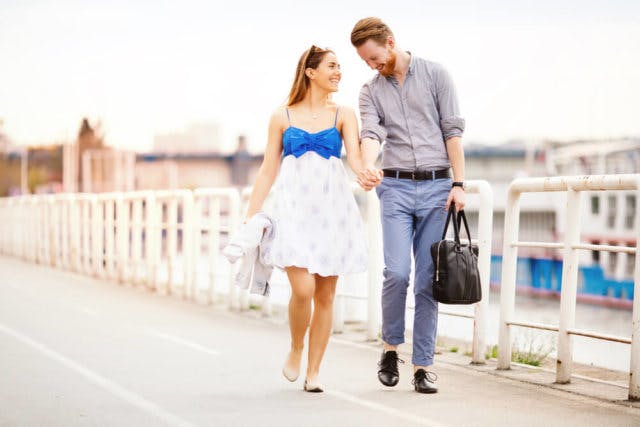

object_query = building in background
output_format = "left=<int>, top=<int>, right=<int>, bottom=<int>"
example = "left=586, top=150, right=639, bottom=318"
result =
left=546, top=138, right=639, bottom=286
left=465, top=138, right=640, bottom=306
left=135, top=135, right=262, bottom=190
left=153, top=121, right=222, bottom=154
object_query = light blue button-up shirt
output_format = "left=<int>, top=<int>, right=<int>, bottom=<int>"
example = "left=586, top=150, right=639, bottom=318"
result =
left=359, top=53, right=465, bottom=171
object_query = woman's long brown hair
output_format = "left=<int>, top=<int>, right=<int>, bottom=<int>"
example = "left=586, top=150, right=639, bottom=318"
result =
left=287, top=45, right=333, bottom=106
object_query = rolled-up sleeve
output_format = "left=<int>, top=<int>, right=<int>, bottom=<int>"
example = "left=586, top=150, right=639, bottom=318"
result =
left=359, top=84, right=387, bottom=143
left=434, top=65, right=465, bottom=140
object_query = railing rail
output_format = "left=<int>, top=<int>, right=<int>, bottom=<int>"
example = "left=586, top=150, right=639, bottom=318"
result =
left=0, top=180, right=492, bottom=365
left=497, top=174, right=640, bottom=401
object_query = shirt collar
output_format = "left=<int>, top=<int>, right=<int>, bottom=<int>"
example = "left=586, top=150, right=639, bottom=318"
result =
left=407, top=51, right=415, bottom=75
left=383, top=51, right=414, bottom=82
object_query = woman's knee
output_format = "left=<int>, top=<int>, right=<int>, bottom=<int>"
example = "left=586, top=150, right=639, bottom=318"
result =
left=314, top=287, right=336, bottom=309
left=291, top=285, right=315, bottom=302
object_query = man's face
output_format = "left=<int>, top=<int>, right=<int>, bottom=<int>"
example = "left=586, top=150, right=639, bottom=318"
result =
left=356, top=38, right=396, bottom=77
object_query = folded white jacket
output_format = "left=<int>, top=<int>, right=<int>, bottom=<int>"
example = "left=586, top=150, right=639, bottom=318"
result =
left=222, top=212, right=275, bottom=296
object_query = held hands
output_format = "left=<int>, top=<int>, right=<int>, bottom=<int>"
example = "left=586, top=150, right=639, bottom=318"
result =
left=445, top=186, right=465, bottom=212
left=357, top=167, right=383, bottom=191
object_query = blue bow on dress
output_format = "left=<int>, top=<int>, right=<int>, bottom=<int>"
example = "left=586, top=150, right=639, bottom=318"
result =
left=283, top=127, right=342, bottom=159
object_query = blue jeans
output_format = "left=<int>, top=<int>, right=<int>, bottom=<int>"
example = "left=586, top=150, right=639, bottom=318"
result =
left=375, top=176, right=451, bottom=366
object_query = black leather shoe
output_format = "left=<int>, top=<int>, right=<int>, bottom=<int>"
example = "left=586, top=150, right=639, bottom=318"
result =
left=413, top=369, right=438, bottom=394
left=377, top=350, right=402, bottom=387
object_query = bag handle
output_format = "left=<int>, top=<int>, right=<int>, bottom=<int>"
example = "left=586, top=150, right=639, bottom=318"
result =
left=441, top=204, right=455, bottom=240
left=441, top=206, right=473, bottom=246
left=456, top=209, right=473, bottom=243
left=441, top=204, right=462, bottom=245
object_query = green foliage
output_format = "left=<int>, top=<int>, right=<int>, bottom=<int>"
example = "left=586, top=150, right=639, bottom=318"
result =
left=484, top=339, right=553, bottom=367
left=485, top=344, right=498, bottom=360
left=511, top=338, right=553, bottom=367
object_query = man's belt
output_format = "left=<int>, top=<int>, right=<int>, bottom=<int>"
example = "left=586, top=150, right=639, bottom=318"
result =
left=382, top=169, right=450, bottom=180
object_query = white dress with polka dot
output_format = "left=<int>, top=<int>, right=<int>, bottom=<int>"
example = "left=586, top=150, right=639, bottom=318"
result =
left=262, top=109, right=368, bottom=277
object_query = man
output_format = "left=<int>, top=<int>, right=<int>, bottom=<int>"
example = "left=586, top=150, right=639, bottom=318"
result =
left=351, top=17, right=466, bottom=394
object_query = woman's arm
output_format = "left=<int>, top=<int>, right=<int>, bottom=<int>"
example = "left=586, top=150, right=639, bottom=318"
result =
left=340, top=106, right=382, bottom=190
left=340, top=106, right=365, bottom=174
left=244, top=109, right=285, bottom=221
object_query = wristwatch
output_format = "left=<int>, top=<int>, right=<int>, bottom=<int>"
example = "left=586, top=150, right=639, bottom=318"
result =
left=452, top=181, right=464, bottom=188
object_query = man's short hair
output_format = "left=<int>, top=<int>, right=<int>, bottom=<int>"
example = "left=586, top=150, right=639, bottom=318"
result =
left=350, top=17, right=394, bottom=47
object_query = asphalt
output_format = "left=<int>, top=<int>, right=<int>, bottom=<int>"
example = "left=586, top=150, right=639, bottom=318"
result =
left=1, top=255, right=639, bottom=427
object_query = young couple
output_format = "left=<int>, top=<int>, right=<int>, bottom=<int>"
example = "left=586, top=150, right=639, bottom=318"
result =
left=245, top=17, right=466, bottom=394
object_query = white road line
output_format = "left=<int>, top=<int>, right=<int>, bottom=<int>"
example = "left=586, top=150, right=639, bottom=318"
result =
left=0, top=323, right=195, bottom=427
left=326, top=389, right=449, bottom=427
left=145, top=330, right=220, bottom=356
left=328, top=337, right=451, bottom=426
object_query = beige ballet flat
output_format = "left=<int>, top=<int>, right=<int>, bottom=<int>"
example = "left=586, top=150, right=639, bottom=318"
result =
left=282, top=364, right=299, bottom=382
left=303, top=378, right=323, bottom=393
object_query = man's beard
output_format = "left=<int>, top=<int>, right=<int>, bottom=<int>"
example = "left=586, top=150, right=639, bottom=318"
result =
left=379, top=50, right=396, bottom=77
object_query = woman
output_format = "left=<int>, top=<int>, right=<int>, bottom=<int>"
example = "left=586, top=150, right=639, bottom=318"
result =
left=244, top=45, right=374, bottom=392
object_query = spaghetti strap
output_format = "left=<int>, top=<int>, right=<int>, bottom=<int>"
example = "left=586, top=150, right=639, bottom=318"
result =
left=285, top=107, right=291, bottom=125
left=334, top=107, right=339, bottom=127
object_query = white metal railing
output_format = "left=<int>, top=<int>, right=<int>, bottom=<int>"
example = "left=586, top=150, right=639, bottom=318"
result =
left=497, top=174, right=640, bottom=401
left=0, top=180, right=493, bottom=365
left=0, top=189, right=240, bottom=303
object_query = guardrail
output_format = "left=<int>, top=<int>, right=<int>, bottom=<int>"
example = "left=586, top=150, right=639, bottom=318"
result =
left=1, top=180, right=492, bottom=365
left=497, top=174, right=640, bottom=400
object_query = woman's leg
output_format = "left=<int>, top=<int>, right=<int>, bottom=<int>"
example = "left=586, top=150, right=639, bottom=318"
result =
left=306, top=274, right=338, bottom=381
left=284, top=266, right=316, bottom=376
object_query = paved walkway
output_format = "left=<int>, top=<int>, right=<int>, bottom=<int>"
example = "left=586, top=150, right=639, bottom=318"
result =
left=1, top=256, right=639, bottom=426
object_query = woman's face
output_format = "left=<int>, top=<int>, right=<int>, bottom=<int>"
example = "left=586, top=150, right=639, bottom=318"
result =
left=308, top=52, right=342, bottom=93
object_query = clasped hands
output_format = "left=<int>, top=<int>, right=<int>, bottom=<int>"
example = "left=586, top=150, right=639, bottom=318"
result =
left=357, top=167, right=383, bottom=191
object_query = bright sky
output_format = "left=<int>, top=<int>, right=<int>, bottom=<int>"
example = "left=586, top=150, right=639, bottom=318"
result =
left=1, top=0, right=639, bottom=153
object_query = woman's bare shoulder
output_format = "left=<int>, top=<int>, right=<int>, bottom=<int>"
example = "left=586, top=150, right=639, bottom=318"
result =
left=336, top=104, right=357, bottom=124
left=269, top=106, right=290, bottom=130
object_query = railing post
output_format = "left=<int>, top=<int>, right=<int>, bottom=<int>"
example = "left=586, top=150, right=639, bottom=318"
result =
left=92, top=196, right=105, bottom=279
left=167, top=198, right=178, bottom=294
left=227, top=191, right=242, bottom=311
left=79, top=198, right=89, bottom=274
left=191, top=194, right=203, bottom=301
left=152, top=195, right=163, bottom=292
left=22, top=197, right=28, bottom=261
left=50, top=196, right=59, bottom=267
left=131, top=198, right=143, bottom=285
left=32, top=196, right=40, bottom=263
left=104, top=196, right=115, bottom=279
left=60, top=195, right=70, bottom=269
left=21, top=197, right=30, bottom=261
left=556, top=188, right=583, bottom=384
left=207, top=197, right=221, bottom=303
left=366, top=190, right=382, bottom=341
left=182, top=191, right=195, bottom=300
left=498, top=186, right=521, bottom=370
left=69, top=195, right=81, bottom=272
left=630, top=181, right=640, bottom=400
left=116, top=194, right=128, bottom=284
left=145, top=193, right=159, bottom=291
left=471, top=180, right=493, bottom=365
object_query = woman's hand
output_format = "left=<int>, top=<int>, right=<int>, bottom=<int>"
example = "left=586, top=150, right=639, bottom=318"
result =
left=357, top=167, right=382, bottom=191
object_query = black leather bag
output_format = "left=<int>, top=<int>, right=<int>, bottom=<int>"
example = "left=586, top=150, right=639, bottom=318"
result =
left=430, top=206, right=482, bottom=304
